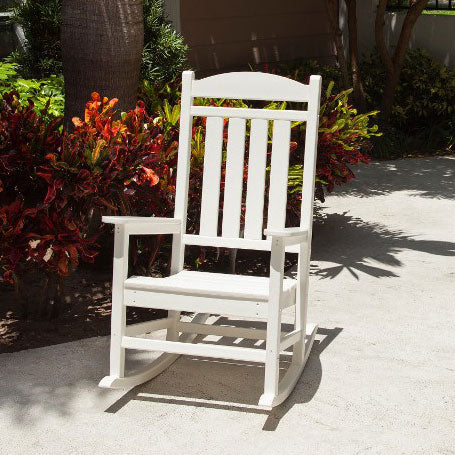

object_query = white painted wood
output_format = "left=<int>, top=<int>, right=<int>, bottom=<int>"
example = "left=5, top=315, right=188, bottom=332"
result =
left=200, top=116, right=224, bottom=236
left=109, top=225, right=129, bottom=378
left=184, top=234, right=269, bottom=250
left=300, top=75, right=322, bottom=232
left=279, top=329, right=302, bottom=352
left=125, top=289, right=269, bottom=318
left=244, top=119, right=268, bottom=240
left=101, top=71, right=323, bottom=408
left=267, top=120, right=292, bottom=232
left=259, top=323, right=318, bottom=408
left=171, top=70, right=195, bottom=274
left=125, top=317, right=172, bottom=337
left=264, top=227, right=308, bottom=238
left=293, top=76, right=322, bottom=366
left=99, top=353, right=179, bottom=389
left=102, top=217, right=181, bottom=235
left=124, top=271, right=296, bottom=303
left=178, top=321, right=268, bottom=340
left=168, top=70, right=195, bottom=343
left=99, top=313, right=211, bottom=389
left=121, top=336, right=267, bottom=363
left=262, top=237, right=285, bottom=402
left=102, top=216, right=181, bottom=226
left=222, top=118, right=246, bottom=238
left=191, top=106, right=308, bottom=122
left=183, top=234, right=305, bottom=252
left=178, top=321, right=297, bottom=343
left=192, top=72, right=311, bottom=102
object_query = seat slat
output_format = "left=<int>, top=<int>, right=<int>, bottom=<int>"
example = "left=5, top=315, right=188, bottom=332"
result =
left=199, top=116, right=224, bottom=236
left=125, top=271, right=296, bottom=302
left=244, top=119, right=269, bottom=240
left=267, top=120, right=291, bottom=231
left=222, top=118, right=246, bottom=238
left=125, top=289, right=269, bottom=318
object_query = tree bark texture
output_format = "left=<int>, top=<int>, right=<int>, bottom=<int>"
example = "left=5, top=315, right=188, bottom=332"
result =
left=345, top=0, right=366, bottom=110
left=375, top=0, right=429, bottom=121
left=61, top=0, right=144, bottom=129
left=326, top=0, right=350, bottom=89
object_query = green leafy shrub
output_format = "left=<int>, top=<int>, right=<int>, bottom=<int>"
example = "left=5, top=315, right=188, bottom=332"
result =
left=362, top=49, right=455, bottom=158
left=12, top=0, right=62, bottom=77
left=288, top=82, right=379, bottom=205
left=142, top=0, right=188, bottom=83
left=0, top=61, right=64, bottom=118
left=362, top=49, right=455, bottom=129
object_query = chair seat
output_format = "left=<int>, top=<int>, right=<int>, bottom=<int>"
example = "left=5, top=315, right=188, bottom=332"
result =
left=124, top=271, right=296, bottom=302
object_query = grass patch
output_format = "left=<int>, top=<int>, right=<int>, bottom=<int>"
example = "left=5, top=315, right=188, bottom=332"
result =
left=423, top=9, right=455, bottom=15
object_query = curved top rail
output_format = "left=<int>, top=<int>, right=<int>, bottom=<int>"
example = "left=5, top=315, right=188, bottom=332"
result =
left=191, top=71, right=315, bottom=102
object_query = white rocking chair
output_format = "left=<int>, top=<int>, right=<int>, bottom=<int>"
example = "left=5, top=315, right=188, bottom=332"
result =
left=99, top=71, right=322, bottom=409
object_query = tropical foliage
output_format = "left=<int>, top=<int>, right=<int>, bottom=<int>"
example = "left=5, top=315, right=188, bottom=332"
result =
left=0, top=91, right=177, bottom=317
left=12, top=0, right=62, bottom=77
left=362, top=49, right=455, bottom=129
left=0, top=61, right=64, bottom=119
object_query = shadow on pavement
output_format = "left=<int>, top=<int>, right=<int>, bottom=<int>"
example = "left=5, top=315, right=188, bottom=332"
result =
left=338, top=157, right=455, bottom=200
left=104, top=324, right=343, bottom=431
left=310, top=211, right=455, bottom=280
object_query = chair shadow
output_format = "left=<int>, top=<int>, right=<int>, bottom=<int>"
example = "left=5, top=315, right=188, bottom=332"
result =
left=104, top=321, right=343, bottom=431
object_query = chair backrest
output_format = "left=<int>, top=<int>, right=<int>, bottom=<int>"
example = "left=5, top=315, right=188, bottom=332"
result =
left=171, top=71, right=322, bottom=272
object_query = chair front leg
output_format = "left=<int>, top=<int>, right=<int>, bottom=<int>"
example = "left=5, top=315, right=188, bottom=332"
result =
left=109, top=225, right=129, bottom=378
left=261, top=237, right=285, bottom=405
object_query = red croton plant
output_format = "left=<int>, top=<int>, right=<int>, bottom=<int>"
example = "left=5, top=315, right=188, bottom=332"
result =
left=0, top=91, right=177, bottom=318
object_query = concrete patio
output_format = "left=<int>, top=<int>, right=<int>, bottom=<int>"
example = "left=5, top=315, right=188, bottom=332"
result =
left=1, top=156, right=454, bottom=454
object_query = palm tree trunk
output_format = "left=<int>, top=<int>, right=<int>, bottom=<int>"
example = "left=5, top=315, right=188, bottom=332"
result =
left=61, top=0, right=144, bottom=129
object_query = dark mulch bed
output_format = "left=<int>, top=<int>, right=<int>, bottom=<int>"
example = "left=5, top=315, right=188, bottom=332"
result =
left=0, top=266, right=165, bottom=354
left=0, top=248, right=296, bottom=354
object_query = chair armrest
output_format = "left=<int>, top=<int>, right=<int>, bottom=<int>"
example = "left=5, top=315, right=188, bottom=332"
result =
left=102, top=216, right=181, bottom=235
left=264, top=227, right=308, bottom=239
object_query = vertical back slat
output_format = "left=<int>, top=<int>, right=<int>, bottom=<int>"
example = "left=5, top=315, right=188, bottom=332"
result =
left=267, top=120, right=291, bottom=231
left=221, top=118, right=247, bottom=238
left=199, top=117, right=224, bottom=236
left=244, top=119, right=269, bottom=240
